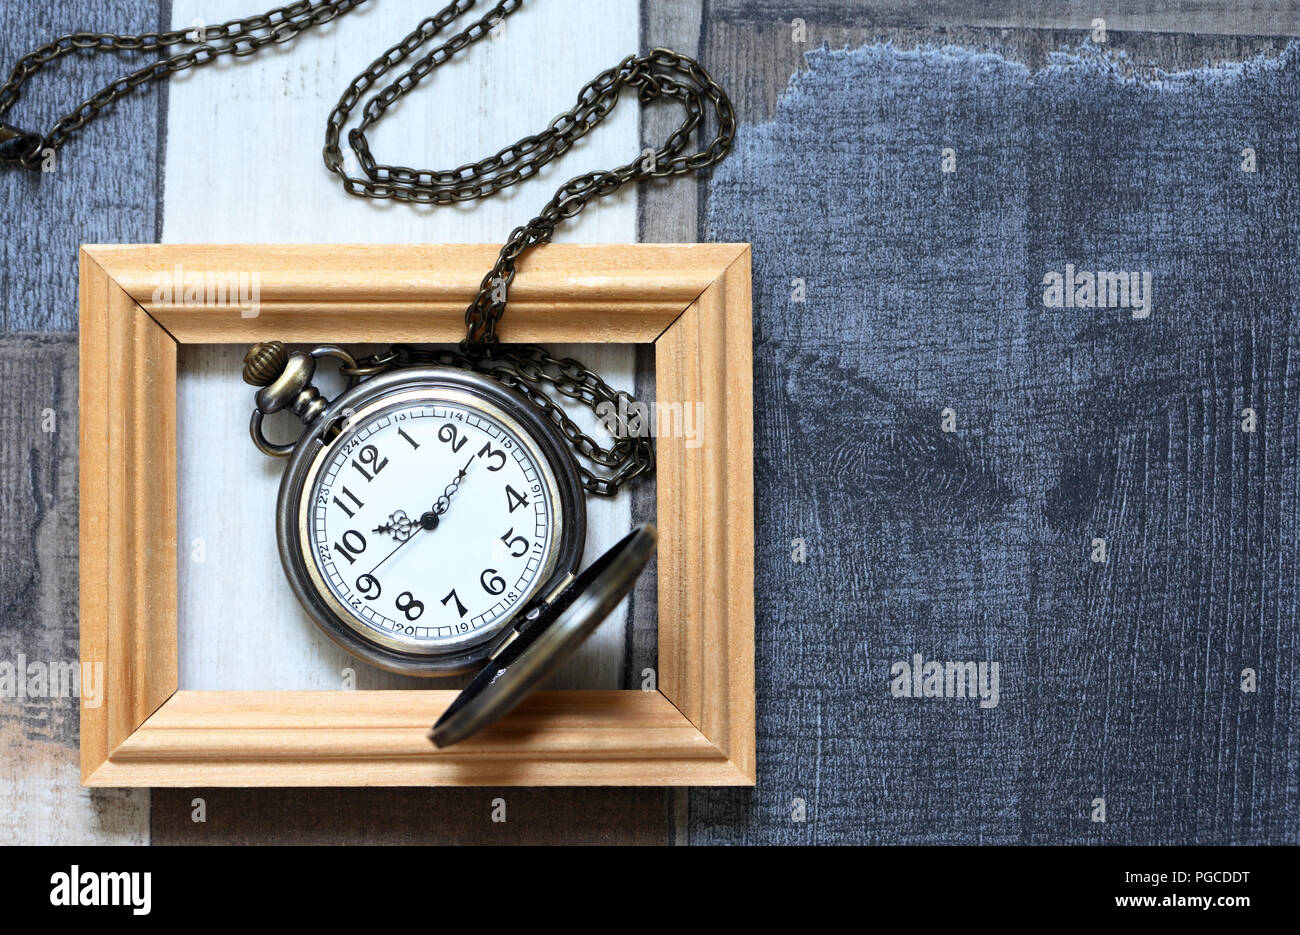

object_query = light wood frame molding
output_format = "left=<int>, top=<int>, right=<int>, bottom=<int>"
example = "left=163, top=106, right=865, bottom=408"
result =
left=79, top=243, right=754, bottom=787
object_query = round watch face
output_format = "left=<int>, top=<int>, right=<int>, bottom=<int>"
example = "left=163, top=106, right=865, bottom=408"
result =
left=294, top=382, right=570, bottom=661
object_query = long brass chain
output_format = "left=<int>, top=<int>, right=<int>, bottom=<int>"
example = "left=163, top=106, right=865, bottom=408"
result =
left=0, top=0, right=736, bottom=495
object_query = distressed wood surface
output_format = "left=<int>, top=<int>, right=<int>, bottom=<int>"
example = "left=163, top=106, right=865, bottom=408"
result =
left=0, top=0, right=168, bottom=844
left=0, top=334, right=151, bottom=843
left=711, top=0, right=1300, bottom=36
left=0, top=0, right=168, bottom=334
left=688, top=0, right=1300, bottom=845
left=706, top=0, right=1300, bottom=125
left=6, top=0, right=1294, bottom=845
left=639, top=0, right=704, bottom=244
left=150, top=785, right=669, bottom=844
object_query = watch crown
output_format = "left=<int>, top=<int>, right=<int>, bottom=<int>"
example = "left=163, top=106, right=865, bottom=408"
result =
left=242, top=341, right=288, bottom=386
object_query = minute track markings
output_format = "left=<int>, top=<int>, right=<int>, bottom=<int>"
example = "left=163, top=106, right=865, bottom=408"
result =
left=310, top=399, right=555, bottom=644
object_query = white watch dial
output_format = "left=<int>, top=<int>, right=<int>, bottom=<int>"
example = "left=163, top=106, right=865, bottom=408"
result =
left=300, top=391, right=563, bottom=655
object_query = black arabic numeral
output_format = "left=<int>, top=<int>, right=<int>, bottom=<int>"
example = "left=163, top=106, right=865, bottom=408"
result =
left=476, top=441, right=506, bottom=471
left=441, top=589, right=467, bottom=618
left=499, top=527, right=528, bottom=558
left=438, top=424, right=467, bottom=452
left=333, top=529, right=367, bottom=565
left=480, top=569, right=506, bottom=595
left=395, top=591, right=424, bottom=621
left=351, top=444, right=389, bottom=482
left=356, top=574, right=381, bottom=599
left=332, top=485, right=364, bottom=518
left=505, top=484, right=529, bottom=513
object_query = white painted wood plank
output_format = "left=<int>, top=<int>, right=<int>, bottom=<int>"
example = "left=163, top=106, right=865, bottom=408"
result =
left=161, top=0, right=640, bottom=245
left=0, top=719, right=149, bottom=844
left=169, top=0, right=642, bottom=691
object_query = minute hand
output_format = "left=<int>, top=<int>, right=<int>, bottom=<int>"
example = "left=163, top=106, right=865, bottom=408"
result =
left=365, top=522, right=423, bottom=577
left=432, top=456, right=475, bottom=516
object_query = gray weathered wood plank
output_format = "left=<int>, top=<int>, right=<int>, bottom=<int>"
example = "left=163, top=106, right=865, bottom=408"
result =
left=710, top=1, right=1300, bottom=36
left=0, top=1, right=168, bottom=333
left=685, top=6, right=1300, bottom=845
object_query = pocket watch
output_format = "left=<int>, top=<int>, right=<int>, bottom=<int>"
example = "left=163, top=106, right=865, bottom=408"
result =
left=244, top=342, right=659, bottom=746
left=242, top=343, right=652, bottom=672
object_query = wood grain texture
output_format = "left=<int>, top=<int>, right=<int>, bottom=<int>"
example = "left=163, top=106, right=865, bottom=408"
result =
left=83, top=242, right=743, bottom=343
left=655, top=247, right=756, bottom=778
left=80, top=251, right=179, bottom=780
left=78, top=253, right=111, bottom=781
left=688, top=4, right=1300, bottom=844
left=639, top=0, right=704, bottom=243
left=0, top=0, right=166, bottom=334
left=710, top=0, right=1300, bottom=36
left=0, top=335, right=80, bottom=737
left=14, top=0, right=1287, bottom=845
left=161, top=0, right=641, bottom=250
left=91, top=690, right=746, bottom=787
left=0, top=331, right=150, bottom=844
left=705, top=6, right=1300, bottom=123
left=1, top=0, right=169, bottom=844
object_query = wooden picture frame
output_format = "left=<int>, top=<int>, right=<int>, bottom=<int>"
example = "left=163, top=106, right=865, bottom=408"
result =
left=79, top=243, right=754, bottom=787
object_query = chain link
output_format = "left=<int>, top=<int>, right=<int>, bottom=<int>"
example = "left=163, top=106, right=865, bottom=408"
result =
left=0, top=0, right=734, bottom=495
left=318, top=1, right=733, bottom=494
left=342, top=345, right=654, bottom=496
left=321, top=1, right=736, bottom=353
left=0, top=1, right=366, bottom=168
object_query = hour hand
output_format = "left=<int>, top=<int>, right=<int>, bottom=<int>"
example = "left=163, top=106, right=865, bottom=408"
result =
left=373, top=510, right=416, bottom=542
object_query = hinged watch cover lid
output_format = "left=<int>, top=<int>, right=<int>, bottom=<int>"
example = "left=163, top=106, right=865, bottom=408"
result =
left=430, top=524, right=657, bottom=748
